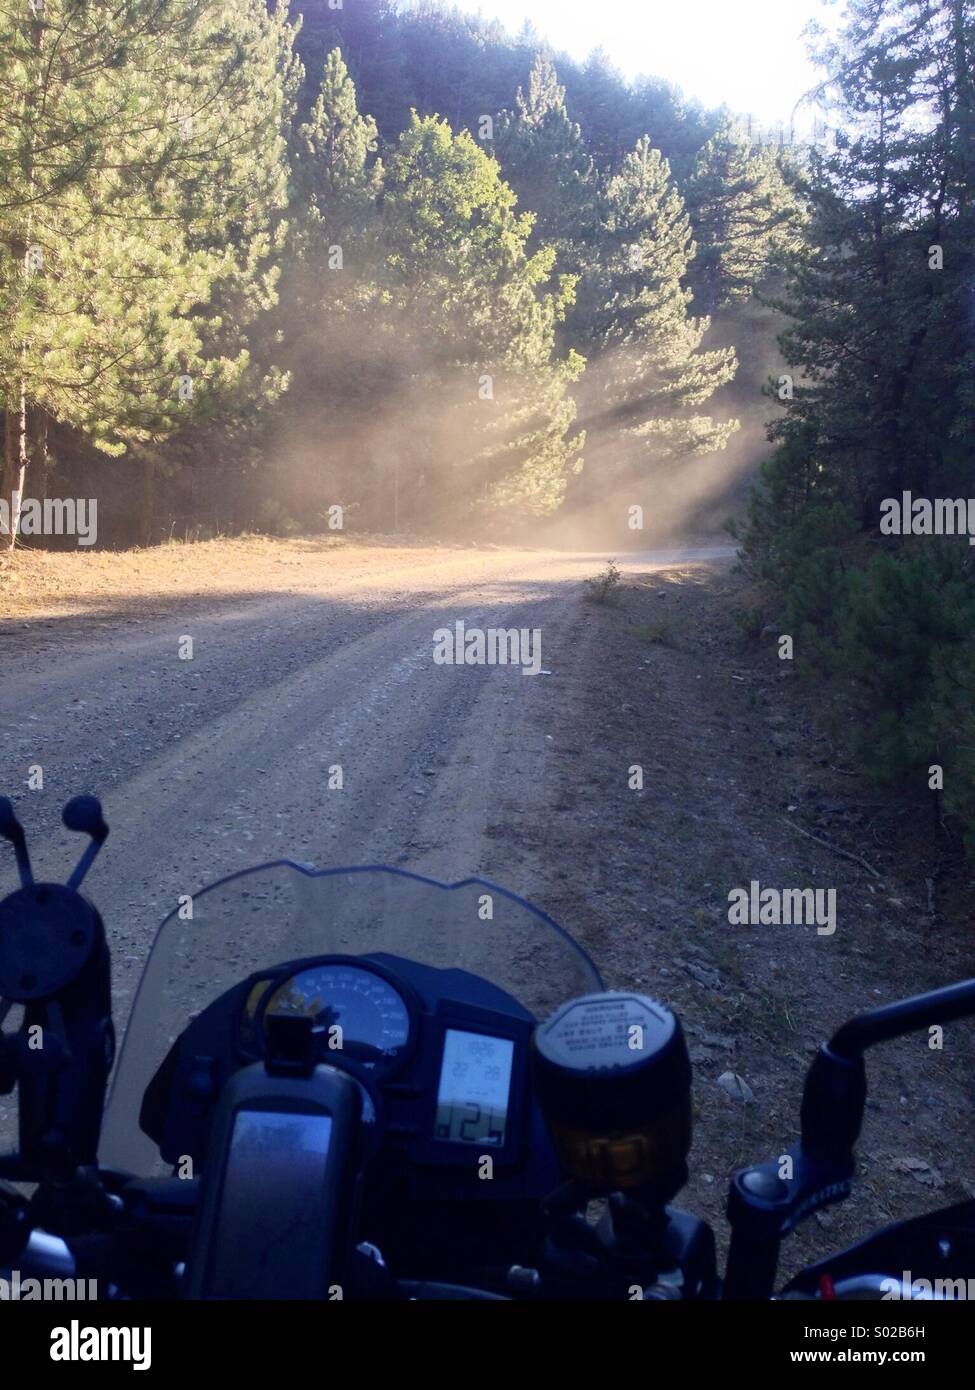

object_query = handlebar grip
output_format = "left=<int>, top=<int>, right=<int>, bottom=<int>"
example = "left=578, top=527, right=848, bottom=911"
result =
left=800, top=1044, right=866, bottom=1161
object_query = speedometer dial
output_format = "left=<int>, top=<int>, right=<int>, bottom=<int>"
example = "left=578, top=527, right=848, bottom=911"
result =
left=263, top=963, right=412, bottom=1074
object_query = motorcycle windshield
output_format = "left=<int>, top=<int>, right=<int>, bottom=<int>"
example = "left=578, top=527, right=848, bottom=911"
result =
left=99, top=862, right=601, bottom=1174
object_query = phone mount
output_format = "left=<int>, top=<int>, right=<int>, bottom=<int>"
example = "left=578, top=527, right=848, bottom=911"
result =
left=0, top=796, right=114, bottom=1188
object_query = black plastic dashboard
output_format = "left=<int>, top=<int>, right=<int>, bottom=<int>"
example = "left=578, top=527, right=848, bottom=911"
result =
left=140, top=953, right=563, bottom=1210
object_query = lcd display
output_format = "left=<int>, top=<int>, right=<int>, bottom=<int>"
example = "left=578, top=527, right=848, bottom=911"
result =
left=434, top=1029, right=515, bottom=1146
left=206, top=1109, right=333, bottom=1298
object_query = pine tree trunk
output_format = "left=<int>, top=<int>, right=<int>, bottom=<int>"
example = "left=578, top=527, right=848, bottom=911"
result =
left=140, top=453, right=155, bottom=546
left=32, top=408, right=49, bottom=510
left=2, top=13, right=42, bottom=552
left=1, top=386, right=28, bottom=552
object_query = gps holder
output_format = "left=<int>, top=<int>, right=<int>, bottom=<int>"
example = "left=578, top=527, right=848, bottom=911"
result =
left=0, top=796, right=114, bottom=1193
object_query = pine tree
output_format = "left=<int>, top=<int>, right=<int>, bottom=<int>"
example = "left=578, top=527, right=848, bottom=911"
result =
left=0, top=0, right=299, bottom=549
left=292, top=48, right=382, bottom=275
left=376, top=113, right=584, bottom=521
left=293, top=0, right=414, bottom=143
left=494, top=53, right=597, bottom=269
left=572, top=136, right=738, bottom=487
left=755, top=0, right=975, bottom=537
left=261, top=46, right=384, bottom=527
left=740, top=0, right=975, bottom=845
left=574, top=48, right=632, bottom=170
left=683, top=118, right=804, bottom=315
left=630, top=76, right=718, bottom=181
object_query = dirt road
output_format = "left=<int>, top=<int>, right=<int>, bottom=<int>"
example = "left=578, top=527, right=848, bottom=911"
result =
left=0, top=542, right=729, bottom=1004
left=1, top=537, right=971, bottom=1271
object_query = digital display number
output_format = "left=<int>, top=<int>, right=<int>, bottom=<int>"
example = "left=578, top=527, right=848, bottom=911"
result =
left=434, top=1029, right=514, bottom=1146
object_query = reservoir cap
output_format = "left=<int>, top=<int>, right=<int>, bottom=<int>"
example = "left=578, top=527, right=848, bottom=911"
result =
left=531, top=991, right=691, bottom=1132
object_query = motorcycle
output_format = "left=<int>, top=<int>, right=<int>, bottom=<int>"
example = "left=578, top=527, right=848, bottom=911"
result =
left=0, top=795, right=973, bottom=1301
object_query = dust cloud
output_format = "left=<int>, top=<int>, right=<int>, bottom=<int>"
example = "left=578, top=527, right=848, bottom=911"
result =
left=258, top=276, right=785, bottom=552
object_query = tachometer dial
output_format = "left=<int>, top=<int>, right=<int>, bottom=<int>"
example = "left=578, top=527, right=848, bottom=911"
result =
left=263, top=963, right=412, bottom=1074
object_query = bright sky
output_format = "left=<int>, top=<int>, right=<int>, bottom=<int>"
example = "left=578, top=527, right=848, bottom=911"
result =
left=452, top=0, right=839, bottom=128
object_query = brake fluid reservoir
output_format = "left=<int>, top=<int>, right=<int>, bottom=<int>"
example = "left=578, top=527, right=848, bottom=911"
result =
left=531, top=992, right=692, bottom=1197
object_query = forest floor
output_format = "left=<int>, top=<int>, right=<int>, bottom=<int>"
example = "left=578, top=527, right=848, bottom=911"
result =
left=1, top=535, right=972, bottom=1277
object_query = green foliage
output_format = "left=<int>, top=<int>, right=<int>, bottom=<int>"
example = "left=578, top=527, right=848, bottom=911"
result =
left=294, top=47, right=383, bottom=255
left=255, top=496, right=300, bottom=538
left=494, top=53, right=597, bottom=269
left=752, top=0, right=975, bottom=526
left=571, top=135, right=739, bottom=487
left=737, top=468, right=857, bottom=585
left=583, top=559, right=622, bottom=604
left=267, top=46, right=383, bottom=482
left=683, top=119, right=805, bottom=315
left=297, top=3, right=723, bottom=174
left=0, top=0, right=760, bottom=547
left=733, top=606, right=765, bottom=641
left=378, top=113, right=584, bottom=518
left=0, top=0, right=299, bottom=544
left=0, top=0, right=851, bottom=557
left=265, top=83, right=585, bottom=529
left=835, top=546, right=975, bottom=789
left=785, top=545, right=850, bottom=670
left=633, top=617, right=676, bottom=646
left=735, top=0, right=975, bottom=847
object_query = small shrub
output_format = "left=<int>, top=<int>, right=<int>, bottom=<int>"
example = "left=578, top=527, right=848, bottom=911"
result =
left=256, top=498, right=299, bottom=538
left=584, top=559, right=623, bottom=604
left=633, top=618, right=676, bottom=646
left=835, top=542, right=974, bottom=786
left=733, top=605, right=765, bottom=640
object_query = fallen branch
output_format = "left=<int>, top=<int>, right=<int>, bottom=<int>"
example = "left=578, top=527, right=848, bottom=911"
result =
left=781, top=817, right=882, bottom=879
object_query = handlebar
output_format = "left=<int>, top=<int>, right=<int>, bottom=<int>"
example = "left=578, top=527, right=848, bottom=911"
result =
left=828, top=978, right=975, bottom=1058
left=724, top=976, right=975, bottom=1300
